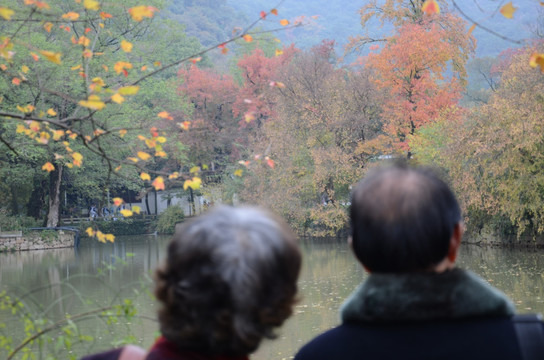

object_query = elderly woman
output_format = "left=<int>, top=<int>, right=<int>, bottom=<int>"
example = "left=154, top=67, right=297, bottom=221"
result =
left=83, top=206, right=301, bottom=360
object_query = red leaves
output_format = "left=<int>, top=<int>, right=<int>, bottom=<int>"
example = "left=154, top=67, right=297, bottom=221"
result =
left=421, top=0, right=440, bottom=15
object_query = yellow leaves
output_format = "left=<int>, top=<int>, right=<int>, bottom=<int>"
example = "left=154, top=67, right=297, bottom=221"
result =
left=83, top=0, right=100, bottom=11
left=90, top=77, right=105, bottom=92
left=190, top=57, right=201, bottom=64
left=529, top=53, right=544, bottom=72
left=47, top=108, right=57, bottom=116
left=118, top=85, right=139, bottom=95
left=280, top=19, right=289, bottom=26
left=140, top=172, right=151, bottom=181
left=128, top=5, right=157, bottom=22
left=0, top=8, right=15, bottom=20
left=17, top=104, right=35, bottom=113
left=137, top=151, right=151, bottom=160
left=120, top=40, right=133, bottom=53
left=52, top=130, right=64, bottom=141
left=234, top=169, right=243, bottom=177
left=275, top=49, right=283, bottom=56
left=86, top=227, right=95, bottom=237
left=114, top=61, right=132, bottom=75
left=152, top=176, right=165, bottom=190
left=243, top=34, right=253, bottom=42
left=92, top=230, right=115, bottom=243
left=62, top=12, right=80, bottom=21
left=158, top=111, right=173, bottom=120
left=120, top=209, right=133, bottom=217
left=421, top=0, right=440, bottom=15
left=78, top=36, right=90, bottom=47
left=111, top=93, right=125, bottom=104
left=39, top=50, right=62, bottom=64
left=500, top=2, right=517, bottom=19
left=189, top=166, right=200, bottom=174
left=270, top=8, right=278, bottom=15
left=183, top=177, right=201, bottom=191
left=72, top=152, right=83, bottom=167
left=132, top=205, right=141, bottom=214
left=42, top=162, right=55, bottom=172
left=16, top=124, right=25, bottom=133
left=37, top=131, right=50, bottom=144
left=156, top=136, right=166, bottom=143
left=21, top=65, right=29, bottom=74
left=79, top=95, right=105, bottom=110
left=43, top=22, right=53, bottom=32
left=113, top=197, right=123, bottom=206
left=119, top=129, right=127, bottom=137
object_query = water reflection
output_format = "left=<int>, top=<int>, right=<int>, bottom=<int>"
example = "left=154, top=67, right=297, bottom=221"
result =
left=1, top=237, right=544, bottom=360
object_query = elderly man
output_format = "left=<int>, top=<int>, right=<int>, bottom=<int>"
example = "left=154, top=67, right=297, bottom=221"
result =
left=295, top=164, right=544, bottom=360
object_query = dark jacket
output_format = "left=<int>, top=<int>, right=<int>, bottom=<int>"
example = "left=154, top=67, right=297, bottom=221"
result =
left=294, top=269, right=543, bottom=360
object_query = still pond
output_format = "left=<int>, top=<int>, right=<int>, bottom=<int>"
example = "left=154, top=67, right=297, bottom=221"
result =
left=1, top=235, right=544, bottom=359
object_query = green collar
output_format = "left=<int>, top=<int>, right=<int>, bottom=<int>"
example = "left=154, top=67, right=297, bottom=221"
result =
left=341, top=268, right=516, bottom=324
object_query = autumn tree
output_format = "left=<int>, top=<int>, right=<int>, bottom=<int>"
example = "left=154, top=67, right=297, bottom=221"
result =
left=177, top=65, right=238, bottom=168
left=0, top=0, right=295, bottom=234
left=352, top=0, right=474, bottom=156
left=240, top=41, right=383, bottom=235
left=412, top=43, right=544, bottom=236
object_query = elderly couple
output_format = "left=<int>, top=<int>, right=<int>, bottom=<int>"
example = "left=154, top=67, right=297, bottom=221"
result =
left=83, top=164, right=544, bottom=360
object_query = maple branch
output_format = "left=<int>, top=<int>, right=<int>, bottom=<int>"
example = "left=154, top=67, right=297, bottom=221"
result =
left=131, top=0, right=297, bottom=87
left=0, top=133, right=19, bottom=155
left=451, top=0, right=524, bottom=45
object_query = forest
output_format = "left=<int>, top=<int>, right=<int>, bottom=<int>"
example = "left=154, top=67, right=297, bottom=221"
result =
left=1, top=0, right=544, bottom=240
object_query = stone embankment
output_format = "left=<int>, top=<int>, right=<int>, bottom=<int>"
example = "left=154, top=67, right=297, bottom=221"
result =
left=0, top=230, right=75, bottom=251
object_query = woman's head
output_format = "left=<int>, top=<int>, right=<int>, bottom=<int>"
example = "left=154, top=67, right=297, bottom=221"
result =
left=154, top=206, right=301, bottom=356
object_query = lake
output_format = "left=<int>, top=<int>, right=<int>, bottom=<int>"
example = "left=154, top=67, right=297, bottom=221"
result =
left=1, top=235, right=544, bottom=359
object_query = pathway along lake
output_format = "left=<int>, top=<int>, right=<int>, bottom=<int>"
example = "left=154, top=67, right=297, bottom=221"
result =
left=1, top=235, right=544, bottom=359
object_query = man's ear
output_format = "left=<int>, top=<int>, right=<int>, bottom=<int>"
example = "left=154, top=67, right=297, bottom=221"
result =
left=447, top=222, right=463, bottom=263
left=349, top=236, right=371, bottom=273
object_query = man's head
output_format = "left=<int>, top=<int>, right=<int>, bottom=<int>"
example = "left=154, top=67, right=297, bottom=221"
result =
left=350, top=164, right=462, bottom=273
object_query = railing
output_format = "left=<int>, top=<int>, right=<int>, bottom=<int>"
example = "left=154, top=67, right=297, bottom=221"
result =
left=0, top=230, right=23, bottom=238
left=61, top=214, right=158, bottom=224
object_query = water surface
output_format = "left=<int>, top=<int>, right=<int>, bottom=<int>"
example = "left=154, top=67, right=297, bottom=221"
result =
left=1, top=236, right=544, bottom=359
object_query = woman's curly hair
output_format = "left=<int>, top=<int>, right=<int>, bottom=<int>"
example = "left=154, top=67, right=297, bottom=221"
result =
left=154, top=206, right=301, bottom=356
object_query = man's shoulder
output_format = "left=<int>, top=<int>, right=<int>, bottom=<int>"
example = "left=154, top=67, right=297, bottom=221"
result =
left=294, top=317, right=536, bottom=360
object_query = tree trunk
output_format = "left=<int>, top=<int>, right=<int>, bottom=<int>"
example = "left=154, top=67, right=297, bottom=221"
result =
left=145, top=192, right=151, bottom=215
left=46, top=164, right=63, bottom=227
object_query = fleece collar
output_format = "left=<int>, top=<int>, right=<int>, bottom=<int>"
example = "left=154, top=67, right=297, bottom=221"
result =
left=341, top=268, right=516, bottom=324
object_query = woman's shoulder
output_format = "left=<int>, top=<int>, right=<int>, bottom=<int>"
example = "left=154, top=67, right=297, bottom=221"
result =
left=81, top=345, right=146, bottom=360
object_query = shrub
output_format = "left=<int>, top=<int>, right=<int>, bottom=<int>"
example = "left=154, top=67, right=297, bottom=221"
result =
left=0, top=209, right=41, bottom=231
left=157, top=205, right=185, bottom=234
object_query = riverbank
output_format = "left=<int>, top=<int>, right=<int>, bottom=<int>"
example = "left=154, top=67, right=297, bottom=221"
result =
left=465, top=229, right=544, bottom=248
left=0, top=230, right=75, bottom=252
